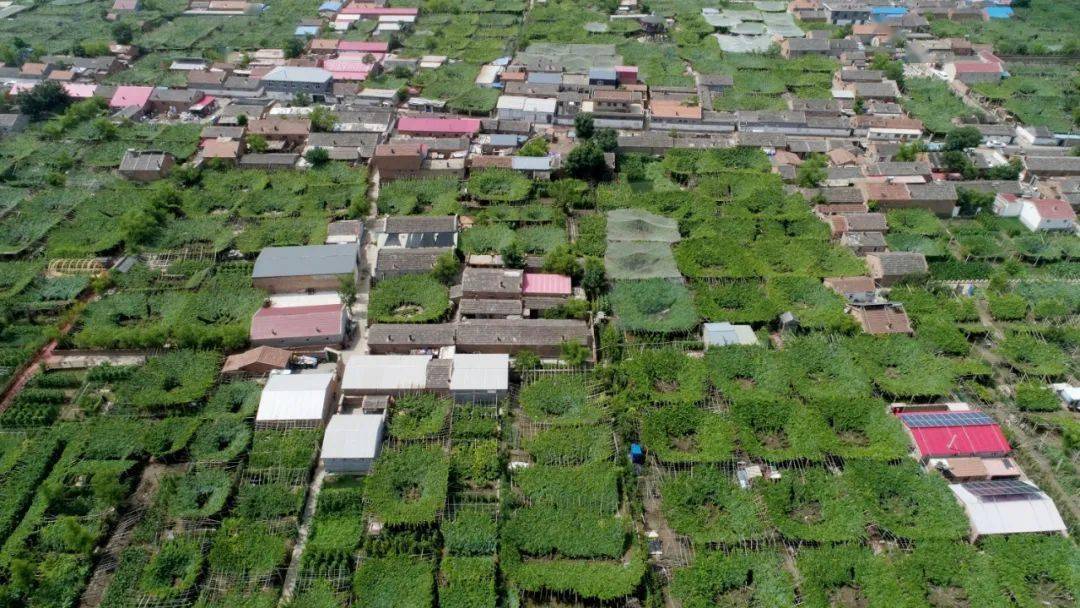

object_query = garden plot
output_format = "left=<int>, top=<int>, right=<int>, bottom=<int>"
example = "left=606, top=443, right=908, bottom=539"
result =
left=605, top=242, right=682, bottom=280
left=369, top=275, right=451, bottom=324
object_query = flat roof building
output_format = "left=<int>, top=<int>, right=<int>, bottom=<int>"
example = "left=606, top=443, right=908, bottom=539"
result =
left=321, top=413, right=385, bottom=473
left=255, top=372, right=336, bottom=428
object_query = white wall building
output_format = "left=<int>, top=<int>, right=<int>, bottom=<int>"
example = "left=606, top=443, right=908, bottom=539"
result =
left=449, top=354, right=509, bottom=403
left=1018, top=199, right=1076, bottom=232
left=496, top=95, right=557, bottom=124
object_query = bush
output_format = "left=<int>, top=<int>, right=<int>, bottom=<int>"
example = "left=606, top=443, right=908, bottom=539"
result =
left=439, top=556, right=496, bottom=608
left=442, top=508, right=497, bottom=556
left=996, top=332, right=1070, bottom=377
left=118, top=351, right=219, bottom=413
left=640, top=402, right=735, bottom=464
left=610, top=279, right=699, bottom=334
left=661, top=468, right=768, bottom=544
left=378, top=178, right=461, bottom=215
left=168, top=468, right=233, bottom=520
left=364, top=446, right=449, bottom=526
left=504, top=505, right=627, bottom=559
left=189, top=417, right=251, bottom=463
left=524, top=426, right=611, bottom=465
left=672, top=549, right=796, bottom=608
left=207, top=518, right=289, bottom=578
left=467, top=169, right=532, bottom=204
left=519, top=374, right=604, bottom=425
left=139, top=539, right=203, bottom=598
left=1014, top=381, right=1062, bottom=412
left=369, top=274, right=451, bottom=323
left=987, top=292, right=1028, bottom=320
left=353, top=556, right=434, bottom=608
left=388, top=393, right=451, bottom=440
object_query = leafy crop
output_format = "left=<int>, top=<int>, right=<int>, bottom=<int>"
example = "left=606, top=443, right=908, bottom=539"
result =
left=369, top=275, right=451, bottom=324
left=660, top=468, right=768, bottom=544
left=388, top=393, right=451, bottom=440
left=364, top=446, right=449, bottom=526
left=353, top=555, right=435, bottom=608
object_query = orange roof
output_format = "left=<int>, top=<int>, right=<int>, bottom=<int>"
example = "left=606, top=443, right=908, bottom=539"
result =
left=859, top=182, right=910, bottom=202
left=203, top=139, right=241, bottom=158
left=500, top=71, right=526, bottom=82
left=650, top=100, right=702, bottom=120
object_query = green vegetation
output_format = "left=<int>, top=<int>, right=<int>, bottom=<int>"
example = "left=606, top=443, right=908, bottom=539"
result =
left=369, top=274, right=451, bottom=323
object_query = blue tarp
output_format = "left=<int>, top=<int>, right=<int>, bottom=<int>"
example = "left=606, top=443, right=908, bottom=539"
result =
left=871, top=6, right=907, bottom=22
left=318, top=1, right=341, bottom=11
left=294, top=25, right=320, bottom=37
left=985, top=7, right=1013, bottom=19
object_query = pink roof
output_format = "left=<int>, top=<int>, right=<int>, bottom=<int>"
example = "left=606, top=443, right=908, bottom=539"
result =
left=522, top=273, right=572, bottom=296
left=953, top=61, right=1002, bottom=73
left=323, top=59, right=375, bottom=72
left=112, top=0, right=138, bottom=9
left=62, top=83, right=97, bottom=99
left=397, top=116, right=481, bottom=136
left=614, top=65, right=638, bottom=73
left=337, top=40, right=389, bottom=52
left=329, top=71, right=371, bottom=81
left=340, top=3, right=418, bottom=15
left=109, top=85, right=153, bottom=108
left=337, top=52, right=384, bottom=62
left=7, top=82, right=36, bottom=95
left=191, top=95, right=215, bottom=109
left=1028, top=199, right=1076, bottom=221
left=251, top=304, right=345, bottom=341
left=901, top=415, right=1011, bottom=458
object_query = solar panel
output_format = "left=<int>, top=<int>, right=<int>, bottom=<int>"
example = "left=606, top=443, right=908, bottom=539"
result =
left=964, top=479, right=1041, bottom=499
left=900, top=411, right=995, bottom=428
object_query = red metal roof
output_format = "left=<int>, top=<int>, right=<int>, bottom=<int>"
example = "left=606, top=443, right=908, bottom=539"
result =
left=109, top=85, right=153, bottom=108
left=952, top=61, right=1002, bottom=73
left=340, top=3, right=417, bottom=15
left=522, top=273, right=572, bottom=296
left=251, top=304, right=345, bottom=341
left=1027, top=199, right=1076, bottom=221
left=337, top=40, right=389, bottom=52
left=397, top=116, right=481, bottom=136
left=900, top=415, right=1011, bottom=458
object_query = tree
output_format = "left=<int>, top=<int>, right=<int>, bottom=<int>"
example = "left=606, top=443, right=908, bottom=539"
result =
left=870, top=52, right=904, bottom=89
left=309, top=105, right=337, bottom=132
left=563, top=142, right=607, bottom=180
left=594, top=127, right=617, bottom=152
left=247, top=134, right=268, bottom=153
left=500, top=241, right=525, bottom=269
left=894, top=140, right=926, bottom=162
left=337, top=275, right=358, bottom=308
left=305, top=147, right=331, bottom=166
left=956, top=187, right=994, bottom=216
left=172, top=164, right=202, bottom=186
left=92, top=471, right=127, bottom=505
left=796, top=153, right=828, bottom=188
left=542, top=245, right=580, bottom=278
left=942, top=150, right=977, bottom=179
left=517, top=137, right=549, bottom=157
left=431, top=251, right=461, bottom=285
left=292, top=92, right=311, bottom=107
left=985, top=158, right=1021, bottom=180
left=581, top=256, right=606, bottom=298
left=560, top=339, right=590, bottom=367
left=284, top=37, right=305, bottom=59
left=15, top=80, right=71, bottom=120
left=944, top=126, right=982, bottom=151
left=514, top=350, right=540, bottom=372
left=547, top=178, right=590, bottom=212
left=573, top=112, right=595, bottom=139
left=119, top=207, right=161, bottom=247
left=853, top=97, right=866, bottom=115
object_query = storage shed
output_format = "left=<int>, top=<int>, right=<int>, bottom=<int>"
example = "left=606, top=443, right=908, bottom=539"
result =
left=252, top=244, right=359, bottom=293
left=703, top=322, right=758, bottom=347
left=449, top=354, right=509, bottom=403
left=255, top=372, right=336, bottom=428
left=949, top=480, right=1067, bottom=540
left=321, top=413, right=385, bottom=473
left=342, top=354, right=433, bottom=396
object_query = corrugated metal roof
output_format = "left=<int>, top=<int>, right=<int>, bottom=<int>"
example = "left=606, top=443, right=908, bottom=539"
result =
left=342, top=354, right=432, bottom=391
left=321, top=413, right=385, bottom=459
left=256, top=372, right=334, bottom=422
left=253, top=244, right=358, bottom=278
left=450, top=354, right=509, bottom=392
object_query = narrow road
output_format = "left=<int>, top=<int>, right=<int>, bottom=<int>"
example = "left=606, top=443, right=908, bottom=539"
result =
left=280, top=465, right=327, bottom=603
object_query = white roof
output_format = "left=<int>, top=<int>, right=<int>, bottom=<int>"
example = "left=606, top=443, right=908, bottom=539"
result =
left=256, top=372, right=334, bottom=422
left=450, top=354, right=510, bottom=392
left=949, top=484, right=1067, bottom=537
left=703, top=322, right=758, bottom=346
left=342, top=354, right=431, bottom=391
left=321, top=413, right=384, bottom=459
left=1051, top=383, right=1080, bottom=402
left=476, top=64, right=501, bottom=85
left=263, top=66, right=333, bottom=83
left=268, top=292, right=342, bottom=308
left=496, top=95, right=557, bottom=113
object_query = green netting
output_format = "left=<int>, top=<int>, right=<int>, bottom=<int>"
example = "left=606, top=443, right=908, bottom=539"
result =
left=605, top=208, right=681, bottom=244
left=605, top=241, right=682, bottom=280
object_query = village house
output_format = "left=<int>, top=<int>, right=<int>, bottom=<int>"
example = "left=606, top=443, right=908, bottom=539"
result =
left=865, top=251, right=928, bottom=286
left=849, top=302, right=912, bottom=335
left=250, top=302, right=349, bottom=349
left=119, top=150, right=175, bottom=182
left=261, top=66, right=333, bottom=99
left=251, top=244, right=359, bottom=293
left=321, top=413, right=385, bottom=473
left=1018, top=198, right=1076, bottom=232
left=396, top=116, right=481, bottom=138
left=823, top=276, right=877, bottom=304
left=221, top=346, right=292, bottom=375
left=247, top=118, right=312, bottom=150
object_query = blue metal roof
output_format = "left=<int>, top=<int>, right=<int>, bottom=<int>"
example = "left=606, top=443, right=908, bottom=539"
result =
left=984, top=6, right=1013, bottom=18
left=871, top=6, right=907, bottom=14
left=294, top=25, right=320, bottom=36
left=318, top=1, right=341, bottom=10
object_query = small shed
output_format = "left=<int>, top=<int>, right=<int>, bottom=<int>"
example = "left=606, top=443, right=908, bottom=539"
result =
left=321, top=413, right=385, bottom=473
left=119, top=150, right=175, bottom=182
left=255, top=372, right=336, bottom=428
left=222, top=346, right=292, bottom=375
left=898, top=411, right=1010, bottom=460
left=449, top=354, right=509, bottom=404
left=250, top=303, right=348, bottom=348
left=703, top=322, right=758, bottom=347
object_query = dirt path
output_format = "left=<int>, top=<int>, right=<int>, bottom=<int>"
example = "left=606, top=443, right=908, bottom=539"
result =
left=280, top=465, right=327, bottom=603
left=80, top=463, right=172, bottom=608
